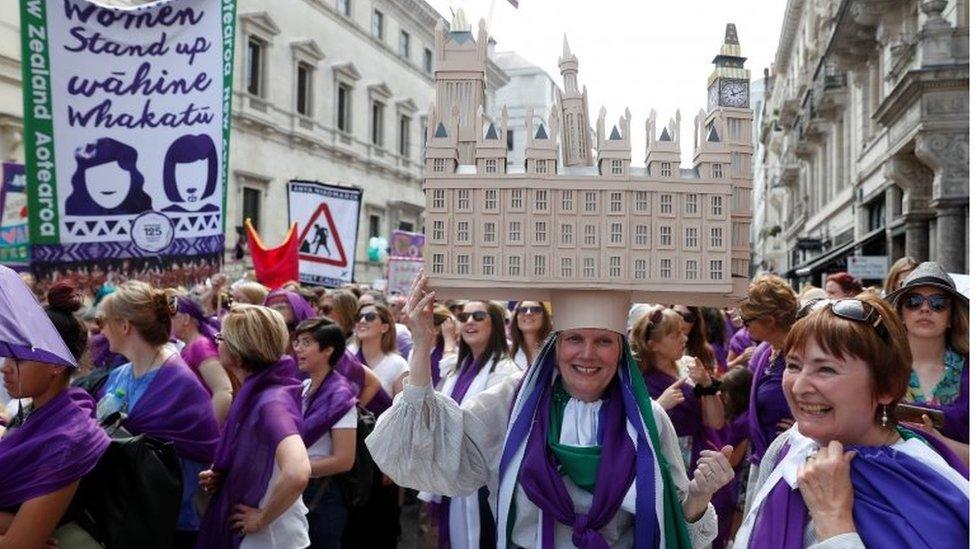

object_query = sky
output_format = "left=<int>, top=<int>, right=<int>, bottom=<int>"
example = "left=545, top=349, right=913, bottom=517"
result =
left=425, top=0, right=789, bottom=166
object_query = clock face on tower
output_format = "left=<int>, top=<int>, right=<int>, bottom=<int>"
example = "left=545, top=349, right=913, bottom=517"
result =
left=719, top=79, right=749, bottom=108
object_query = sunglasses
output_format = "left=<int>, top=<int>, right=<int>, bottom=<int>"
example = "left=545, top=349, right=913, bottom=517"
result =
left=357, top=312, right=379, bottom=323
left=797, top=298, right=888, bottom=340
left=517, top=305, right=544, bottom=316
left=903, top=293, right=949, bottom=312
left=458, top=311, right=489, bottom=323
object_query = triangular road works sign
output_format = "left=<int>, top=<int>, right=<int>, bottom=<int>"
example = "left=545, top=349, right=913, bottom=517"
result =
left=297, top=202, right=349, bottom=267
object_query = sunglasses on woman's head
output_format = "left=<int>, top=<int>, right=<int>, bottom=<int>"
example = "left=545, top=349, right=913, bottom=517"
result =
left=797, top=298, right=888, bottom=340
left=517, top=305, right=544, bottom=316
left=458, top=311, right=489, bottom=323
left=357, top=312, right=379, bottom=322
left=643, top=309, right=665, bottom=341
left=903, top=293, right=949, bottom=312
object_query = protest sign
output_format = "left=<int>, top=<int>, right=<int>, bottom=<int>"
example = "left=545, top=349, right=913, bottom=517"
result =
left=287, top=180, right=362, bottom=286
left=387, top=257, right=424, bottom=295
left=390, top=229, right=425, bottom=259
left=0, top=163, right=30, bottom=269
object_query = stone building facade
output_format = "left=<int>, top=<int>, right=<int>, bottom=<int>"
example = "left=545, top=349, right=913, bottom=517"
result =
left=756, top=0, right=969, bottom=284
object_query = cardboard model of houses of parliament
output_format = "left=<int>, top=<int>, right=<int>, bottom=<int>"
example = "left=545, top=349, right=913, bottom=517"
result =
left=423, top=13, right=752, bottom=308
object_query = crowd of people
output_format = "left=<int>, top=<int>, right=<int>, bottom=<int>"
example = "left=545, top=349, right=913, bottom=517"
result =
left=0, top=256, right=968, bottom=548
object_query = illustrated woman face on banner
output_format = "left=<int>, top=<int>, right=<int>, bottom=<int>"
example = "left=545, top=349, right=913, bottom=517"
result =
left=66, top=138, right=153, bottom=216
left=162, top=134, right=218, bottom=212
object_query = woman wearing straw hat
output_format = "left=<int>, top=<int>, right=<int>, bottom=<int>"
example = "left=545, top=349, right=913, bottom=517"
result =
left=367, top=273, right=732, bottom=547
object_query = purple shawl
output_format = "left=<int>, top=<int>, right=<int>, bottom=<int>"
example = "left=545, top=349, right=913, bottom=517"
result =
left=196, top=357, right=303, bottom=549
left=181, top=336, right=220, bottom=391
left=728, top=327, right=755, bottom=358
left=643, top=369, right=721, bottom=475
left=334, top=349, right=365, bottom=393
left=749, top=441, right=969, bottom=549
left=265, top=290, right=318, bottom=330
left=176, top=296, right=220, bottom=344
left=429, top=341, right=445, bottom=387
left=0, top=388, right=110, bottom=507
left=301, top=370, right=357, bottom=446
left=89, top=333, right=127, bottom=369
left=356, top=347, right=394, bottom=415
left=120, top=353, right=219, bottom=463
left=747, top=343, right=792, bottom=465
left=913, top=357, right=969, bottom=444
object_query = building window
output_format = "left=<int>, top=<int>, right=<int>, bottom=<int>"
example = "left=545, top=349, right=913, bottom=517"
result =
left=660, top=194, right=673, bottom=214
left=337, top=0, right=351, bottom=16
left=609, top=256, right=622, bottom=277
left=867, top=199, right=885, bottom=230
left=534, top=190, right=548, bottom=210
left=482, top=255, right=495, bottom=276
left=712, top=163, right=723, bottom=179
left=660, top=225, right=672, bottom=246
left=584, top=191, right=597, bottom=212
left=506, top=129, right=514, bottom=151
left=432, top=188, right=445, bottom=208
left=508, top=255, right=521, bottom=276
left=560, top=257, right=573, bottom=278
left=399, top=30, right=410, bottom=58
left=534, top=221, right=548, bottom=243
left=535, top=160, right=548, bottom=174
left=296, top=62, right=312, bottom=116
left=485, top=158, right=497, bottom=173
left=583, top=224, right=597, bottom=246
left=533, top=255, right=546, bottom=276
left=610, top=192, right=623, bottom=213
left=634, top=259, right=647, bottom=279
left=661, top=162, right=672, bottom=177
left=432, top=253, right=444, bottom=274
left=635, top=191, right=648, bottom=211
left=660, top=258, right=672, bottom=279
left=635, top=224, right=648, bottom=246
left=561, top=190, right=573, bottom=211
left=372, top=10, right=384, bottom=40
left=610, top=222, right=622, bottom=244
left=398, top=221, right=414, bottom=232
left=368, top=214, right=381, bottom=238
left=432, top=158, right=446, bottom=173
left=432, top=220, right=444, bottom=240
left=336, top=83, right=351, bottom=132
left=508, top=221, right=521, bottom=242
left=456, top=221, right=470, bottom=242
left=561, top=224, right=573, bottom=245
left=685, top=227, right=698, bottom=248
left=510, top=189, right=523, bottom=209
left=583, top=257, right=596, bottom=278
left=371, top=101, right=385, bottom=146
left=710, top=227, right=723, bottom=247
left=710, top=260, right=723, bottom=280
left=610, top=159, right=623, bottom=175
left=246, top=37, right=264, bottom=96
left=456, top=254, right=470, bottom=275
left=686, top=260, right=698, bottom=280
left=686, top=194, right=699, bottom=215
left=711, top=196, right=723, bottom=216
left=485, top=189, right=498, bottom=210
left=457, top=189, right=470, bottom=210
left=242, top=187, right=261, bottom=230
left=423, top=47, right=433, bottom=74
left=398, top=115, right=410, bottom=156
left=484, top=222, right=496, bottom=243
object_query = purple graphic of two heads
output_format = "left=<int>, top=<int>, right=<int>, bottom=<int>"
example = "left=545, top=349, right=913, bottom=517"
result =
left=65, top=137, right=154, bottom=216
left=162, top=134, right=219, bottom=213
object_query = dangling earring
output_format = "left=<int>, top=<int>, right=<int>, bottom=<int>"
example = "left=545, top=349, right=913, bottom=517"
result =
left=880, top=405, right=889, bottom=428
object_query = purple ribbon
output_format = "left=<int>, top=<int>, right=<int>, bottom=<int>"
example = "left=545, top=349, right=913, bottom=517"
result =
left=301, top=370, right=357, bottom=446
left=429, top=341, right=445, bottom=387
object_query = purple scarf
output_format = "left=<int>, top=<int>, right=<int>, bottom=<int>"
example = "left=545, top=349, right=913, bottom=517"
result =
left=643, top=369, right=721, bottom=475
left=334, top=349, right=365, bottom=392
left=196, top=357, right=303, bottom=549
left=89, top=333, right=127, bottom=369
left=118, top=353, right=219, bottom=463
left=176, top=296, right=220, bottom=344
left=747, top=343, right=792, bottom=465
left=265, top=290, right=318, bottom=330
left=356, top=347, right=394, bottom=415
left=913, top=357, right=969, bottom=444
left=429, top=341, right=445, bottom=387
left=301, top=370, right=357, bottom=446
left=0, top=388, right=110, bottom=508
left=749, top=441, right=969, bottom=549
left=728, top=327, right=755, bottom=358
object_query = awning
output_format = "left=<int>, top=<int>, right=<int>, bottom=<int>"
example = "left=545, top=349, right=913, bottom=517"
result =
left=786, top=227, right=886, bottom=278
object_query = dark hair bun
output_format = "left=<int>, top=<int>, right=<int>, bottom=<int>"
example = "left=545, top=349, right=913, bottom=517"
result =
left=47, top=282, right=83, bottom=314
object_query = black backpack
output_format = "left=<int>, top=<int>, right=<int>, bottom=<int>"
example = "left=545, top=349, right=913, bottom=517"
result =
left=333, top=406, right=376, bottom=507
left=70, top=413, right=183, bottom=549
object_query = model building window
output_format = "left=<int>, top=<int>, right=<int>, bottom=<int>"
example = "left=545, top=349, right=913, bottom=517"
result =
left=508, top=255, right=521, bottom=276
left=712, top=163, right=723, bottom=179
left=727, top=118, right=743, bottom=141
left=710, top=260, right=723, bottom=280
left=659, top=225, right=672, bottom=247
left=610, top=159, right=623, bottom=175
left=560, top=257, right=573, bottom=278
left=584, top=191, right=598, bottom=212
left=482, top=255, right=495, bottom=276
left=511, top=189, right=524, bottom=209
left=610, top=222, right=622, bottom=244
left=508, top=221, right=522, bottom=242
left=533, top=255, right=546, bottom=276
left=684, top=227, right=698, bottom=248
left=609, top=256, right=621, bottom=277
left=433, top=158, right=446, bottom=173
left=634, top=259, right=647, bottom=280
left=456, top=221, right=470, bottom=242
left=660, top=162, right=672, bottom=177
left=534, top=221, right=547, bottom=243
left=484, top=222, right=496, bottom=243
left=456, top=254, right=470, bottom=275
left=561, top=224, right=573, bottom=245
left=635, top=191, right=648, bottom=211
left=686, top=194, right=699, bottom=215
left=583, top=257, right=596, bottom=278
left=660, top=194, right=673, bottom=214
left=634, top=224, right=648, bottom=246
left=660, top=258, right=672, bottom=279
left=485, top=158, right=497, bottom=174
left=457, top=189, right=470, bottom=210
left=710, top=227, right=723, bottom=247
left=485, top=189, right=498, bottom=210
left=711, top=196, right=723, bottom=216
left=534, top=190, right=548, bottom=211
left=432, top=188, right=445, bottom=208
left=535, top=160, right=548, bottom=174
left=432, top=253, right=444, bottom=274
left=431, top=220, right=444, bottom=241
left=561, top=190, right=574, bottom=211
left=583, top=224, right=597, bottom=246
left=610, top=192, right=623, bottom=213
left=686, top=260, right=698, bottom=280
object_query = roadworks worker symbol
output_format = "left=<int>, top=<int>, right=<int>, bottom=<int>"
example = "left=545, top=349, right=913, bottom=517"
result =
left=298, top=202, right=349, bottom=267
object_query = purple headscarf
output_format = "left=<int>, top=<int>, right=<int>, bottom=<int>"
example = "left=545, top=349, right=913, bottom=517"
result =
left=264, top=290, right=318, bottom=330
left=747, top=342, right=792, bottom=465
left=196, top=356, right=303, bottom=549
left=176, top=296, right=220, bottom=344
left=301, top=370, right=357, bottom=447
left=0, top=388, right=110, bottom=507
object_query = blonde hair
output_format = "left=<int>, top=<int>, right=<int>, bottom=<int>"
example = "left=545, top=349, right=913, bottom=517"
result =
left=232, top=281, right=269, bottom=305
left=740, top=274, right=798, bottom=332
left=221, top=304, right=289, bottom=371
left=99, top=281, right=174, bottom=346
left=884, top=257, right=919, bottom=295
left=631, top=306, right=684, bottom=374
left=329, top=290, right=360, bottom=336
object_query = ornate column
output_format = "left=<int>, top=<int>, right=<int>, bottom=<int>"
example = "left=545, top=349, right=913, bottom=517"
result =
left=915, top=131, right=969, bottom=272
left=884, top=154, right=936, bottom=262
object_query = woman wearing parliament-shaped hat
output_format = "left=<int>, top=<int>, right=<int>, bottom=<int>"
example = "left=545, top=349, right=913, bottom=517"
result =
left=366, top=272, right=734, bottom=548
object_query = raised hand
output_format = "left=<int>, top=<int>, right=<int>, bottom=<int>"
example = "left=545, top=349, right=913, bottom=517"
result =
left=797, top=441, right=856, bottom=542
left=657, top=377, right=687, bottom=410
left=687, top=357, right=712, bottom=386
left=403, top=270, right=437, bottom=349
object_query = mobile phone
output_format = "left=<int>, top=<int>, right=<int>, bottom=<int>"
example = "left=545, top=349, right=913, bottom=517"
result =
left=894, top=403, right=946, bottom=429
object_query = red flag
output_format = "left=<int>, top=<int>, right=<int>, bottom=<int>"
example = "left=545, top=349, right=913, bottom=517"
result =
left=245, top=218, right=299, bottom=289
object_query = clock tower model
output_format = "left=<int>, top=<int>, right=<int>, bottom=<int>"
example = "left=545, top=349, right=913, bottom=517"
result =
left=707, top=23, right=749, bottom=109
